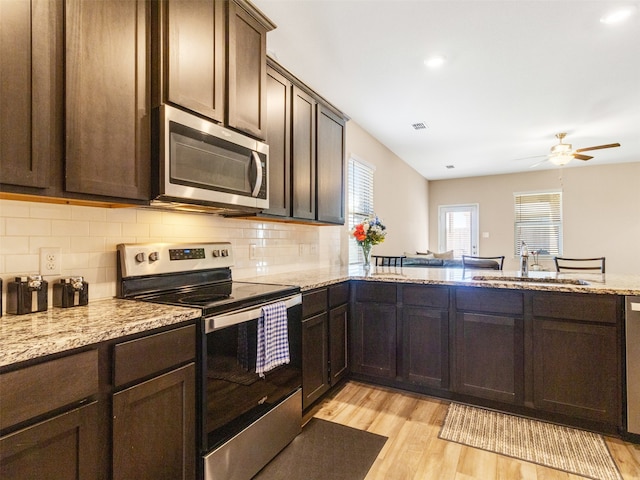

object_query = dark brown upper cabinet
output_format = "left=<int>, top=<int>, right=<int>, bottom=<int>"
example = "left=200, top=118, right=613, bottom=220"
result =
left=264, top=59, right=347, bottom=225
left=156, top=0, right=274, bottom=140
left=292, top=86, right=317, bottom=221
left=316, top=105, right=346, bottom=224
left=227, top=0, right=272, bottom=139
left=263, top=66, right=292, bottom=217
left=65, top=0, right=151, bottom=201
left=0, top=0, right=63, bottom=192
left=164, top=0, right=226, bottom=124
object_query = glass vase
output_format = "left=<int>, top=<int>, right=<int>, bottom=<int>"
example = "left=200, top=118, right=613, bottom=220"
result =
left=361, top=243, right=372, bottom=268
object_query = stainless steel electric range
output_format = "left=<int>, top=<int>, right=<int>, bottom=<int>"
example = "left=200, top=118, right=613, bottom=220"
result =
left=117, top=242, right=302, bottom=480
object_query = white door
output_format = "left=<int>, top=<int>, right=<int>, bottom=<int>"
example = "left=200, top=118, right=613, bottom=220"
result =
left=438, top=204, right=479, bottom=257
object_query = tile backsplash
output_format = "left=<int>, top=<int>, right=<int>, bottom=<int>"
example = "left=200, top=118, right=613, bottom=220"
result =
left=0, top=199, right=344, bottom=309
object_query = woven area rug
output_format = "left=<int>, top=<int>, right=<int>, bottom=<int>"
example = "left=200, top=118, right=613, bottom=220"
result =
left=254, top=418, right=387, bottom=480
left=439, top=403, right=622, bottom=480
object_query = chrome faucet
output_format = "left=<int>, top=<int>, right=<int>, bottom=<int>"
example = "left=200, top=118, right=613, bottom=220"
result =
left=520, top=242, right=529, bottom=276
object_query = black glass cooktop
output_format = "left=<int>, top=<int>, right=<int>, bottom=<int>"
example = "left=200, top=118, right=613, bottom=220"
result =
left=137, top=281, right=299, bottom=316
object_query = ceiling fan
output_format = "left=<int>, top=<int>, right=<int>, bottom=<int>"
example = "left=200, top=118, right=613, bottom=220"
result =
left=530, top=132, right=621, bottom=168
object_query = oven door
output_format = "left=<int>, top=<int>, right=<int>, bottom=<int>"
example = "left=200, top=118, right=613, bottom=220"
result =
left=202, top=294, right=302, bottom=452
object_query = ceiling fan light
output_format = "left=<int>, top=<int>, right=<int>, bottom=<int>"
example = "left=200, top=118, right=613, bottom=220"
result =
left=550, top=143, right=572, bottom=155
left=600, top=9, right=633, bottom=24
left=549, top=153, right=573, bottom=166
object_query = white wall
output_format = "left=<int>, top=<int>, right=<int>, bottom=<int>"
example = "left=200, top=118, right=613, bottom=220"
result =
left=344, top=121, right=430, bottom=259
left=428, top=162, right=640, bottom=274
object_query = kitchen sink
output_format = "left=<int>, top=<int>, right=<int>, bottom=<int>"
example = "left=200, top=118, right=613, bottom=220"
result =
left=472, top=275, right=590, bottom=285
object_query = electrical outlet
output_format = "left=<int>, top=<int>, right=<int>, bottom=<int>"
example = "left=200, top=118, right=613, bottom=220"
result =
left=40, top=247, right=61, bottom=276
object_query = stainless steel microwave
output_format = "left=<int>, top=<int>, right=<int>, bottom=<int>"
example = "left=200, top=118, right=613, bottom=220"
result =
left=152, top=104, right=268, bottom=213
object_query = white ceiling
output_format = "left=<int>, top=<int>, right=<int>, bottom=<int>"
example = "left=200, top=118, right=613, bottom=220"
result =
left=252, top=0, right=640, bottom=180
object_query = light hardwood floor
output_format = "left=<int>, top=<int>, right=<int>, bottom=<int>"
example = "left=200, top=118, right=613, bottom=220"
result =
left=303, top=381, right=640, bottom=480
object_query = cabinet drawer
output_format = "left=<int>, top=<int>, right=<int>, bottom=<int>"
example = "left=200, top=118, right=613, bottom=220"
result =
left=455, top=288, right=523, bottom=315
left=532, top=293, right=619, bottom=324
left=0, top=349, right=98, bottom=431
left=329, top=282, right=349, bottom=307
left=355, top=282, right=396, bottom=304
left=303, top=288, right=328, bottom=318
left=402, top=285, right=449, bottom=308
left=114, top=324, right=196, bottom=387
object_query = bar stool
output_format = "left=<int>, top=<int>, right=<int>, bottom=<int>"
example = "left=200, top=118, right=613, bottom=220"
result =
left=372, top=255, right=406, bottom=267
left=554, top=257, right=605, bottom=273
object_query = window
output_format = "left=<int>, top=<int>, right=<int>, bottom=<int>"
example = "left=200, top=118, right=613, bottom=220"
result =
left=348, top=156, right=375, bottom=264
left=514, top=191, right=562, bottom=256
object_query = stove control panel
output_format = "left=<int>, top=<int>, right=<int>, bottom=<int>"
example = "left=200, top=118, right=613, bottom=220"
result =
left=118, top=242, right=234, bottom=278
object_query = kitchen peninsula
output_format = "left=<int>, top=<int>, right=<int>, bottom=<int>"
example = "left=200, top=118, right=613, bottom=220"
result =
left=1, top=266, right=639, bottom=479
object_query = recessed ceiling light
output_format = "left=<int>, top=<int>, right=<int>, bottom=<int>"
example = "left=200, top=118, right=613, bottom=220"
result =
left=600, top=8, right=634, bottom=24
left=424, top=56, right=446, bottom=68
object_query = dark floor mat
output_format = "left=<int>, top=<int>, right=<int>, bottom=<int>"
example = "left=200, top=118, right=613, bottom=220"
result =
left=253, top=418, right=387, bottom=480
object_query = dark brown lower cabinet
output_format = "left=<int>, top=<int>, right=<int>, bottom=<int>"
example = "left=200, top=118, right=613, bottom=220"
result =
left=301, top=283, right=350, bottom=409
left=402, top=306, right=449, bottom=389
left=329, top=303, right=349, bottom=384
left=302, top=310, right=329, bottom=408
left=531, top=292, right=621, bottom=425
left=112, top=363, right=196, bottom=480
left=455, top=311, right=524, bottom=404
left=400, top=285, right=450, bottom=390
left=351, top=282, right=397, bottom=379
left=453, top=288, right=524, bottom=404
left=0, top=402, right=99, bottom=480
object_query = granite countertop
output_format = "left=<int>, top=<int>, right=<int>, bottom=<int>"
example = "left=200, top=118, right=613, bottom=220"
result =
left=0, top=299, right=200, bottom=368
left=4, top=266, right=640, bottom=369
left=239, top=265, right=640, bottom=296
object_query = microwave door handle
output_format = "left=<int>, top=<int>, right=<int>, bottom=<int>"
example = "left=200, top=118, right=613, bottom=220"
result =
left=251, top=151, right=262, bottom=197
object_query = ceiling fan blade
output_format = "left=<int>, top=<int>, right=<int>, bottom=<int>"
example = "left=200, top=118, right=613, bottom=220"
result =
left=573, top=154, right=593, bottom=161
left=574, top=143, right=620, bottom=153
left=529, top=159, right=548, bottom=168
left=512, top=154, right=547, bottom=161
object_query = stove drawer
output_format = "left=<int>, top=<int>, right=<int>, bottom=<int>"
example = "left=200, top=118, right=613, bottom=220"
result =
left=114, top=324, right=196, bottom=388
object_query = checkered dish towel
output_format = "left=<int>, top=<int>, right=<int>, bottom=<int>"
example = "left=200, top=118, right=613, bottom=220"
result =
left=256, top=301, right=290, bottom=377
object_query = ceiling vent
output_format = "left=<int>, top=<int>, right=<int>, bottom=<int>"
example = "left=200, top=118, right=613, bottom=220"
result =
left=411, top=122, right=428, bottom=130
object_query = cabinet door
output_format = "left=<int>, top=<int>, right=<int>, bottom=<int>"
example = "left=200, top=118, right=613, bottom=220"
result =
left=316, top=104, right=345, bottom=224
left=531, top=292, right=621, bottom=425
left=165, top=0, right=225, bottom=123
left=227, top=0, right=267, bottom=139
left=402, top=306, right=449, bottom=389
left=302, top=312, right=329, bottom=409
left=112, top=363, right=195, bottom=480
left=291, top=86, right=317, bottom=220
left=455, top=311, right=524, bottom=404
left=65, top=0, right=150, bottom=200
left=0, top=402, right=98, bottom=480
left=351, top=301, right=397, bottom=379
left=329, top=303, right=349, bottom=385
left=0, top=0, right=61, bottom=189
left=263, top=66, right=291, bottom=217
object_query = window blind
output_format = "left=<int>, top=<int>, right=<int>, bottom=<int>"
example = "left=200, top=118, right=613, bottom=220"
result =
left=514, top=191, right=562, bottom=256
left=348, top=157, right=375, bottom=263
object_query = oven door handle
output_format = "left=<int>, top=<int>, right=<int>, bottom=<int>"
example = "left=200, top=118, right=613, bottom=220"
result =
left=206, top=293, right=302, bottom=333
